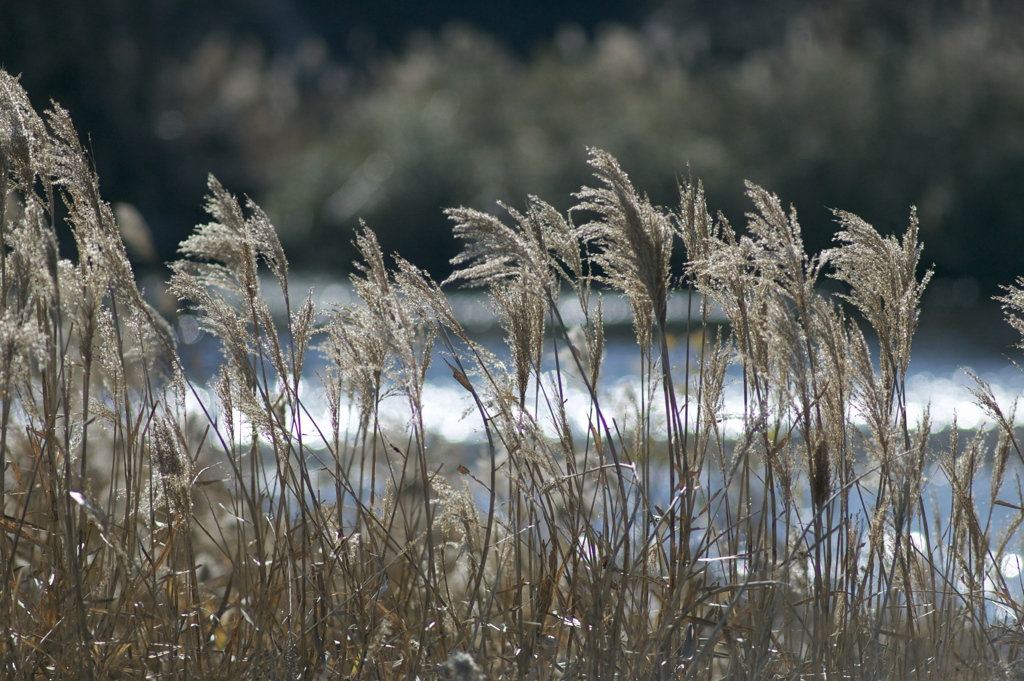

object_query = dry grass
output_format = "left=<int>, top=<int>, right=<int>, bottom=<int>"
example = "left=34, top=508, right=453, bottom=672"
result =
left=4, top=68, right=1024, bottom=680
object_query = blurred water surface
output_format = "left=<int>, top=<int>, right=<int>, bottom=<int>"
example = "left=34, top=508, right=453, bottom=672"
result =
left=174, top=278, right=1024, bottom=441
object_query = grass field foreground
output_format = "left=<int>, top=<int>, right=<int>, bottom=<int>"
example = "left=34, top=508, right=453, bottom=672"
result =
left=4, top=68, right=1024, bottom=679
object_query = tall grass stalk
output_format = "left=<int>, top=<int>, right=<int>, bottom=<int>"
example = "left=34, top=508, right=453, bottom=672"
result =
left=3, top=69, right=1024, bottom=679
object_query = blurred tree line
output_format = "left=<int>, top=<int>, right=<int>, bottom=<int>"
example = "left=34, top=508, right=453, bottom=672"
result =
left=3, top=0, right=1023, bottom=297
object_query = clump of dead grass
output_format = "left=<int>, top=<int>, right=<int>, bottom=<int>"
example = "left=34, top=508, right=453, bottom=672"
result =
left=3, top=68, right=1024, bottom=680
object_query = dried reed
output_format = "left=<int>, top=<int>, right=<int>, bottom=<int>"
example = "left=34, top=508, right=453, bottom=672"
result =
left=3, top=68, right=1024, bottom=680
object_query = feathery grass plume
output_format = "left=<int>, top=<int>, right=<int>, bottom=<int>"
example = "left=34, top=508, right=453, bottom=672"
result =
left=695, top=327, right=731, bottom=459
left=23, top=120, right=169, bottom=403
left=442, top=195, right=603, bottom=413
left=998, top=279, right=1024, bottom=348
left=674, top=179, right=727, bottom=518
left=829, top=208, right=932, bottom=435
left=169, top=176, right=305, bottom=441
left=290, top=290, right=316, bottom=379
left=46, top=104, right=140, bottom=304
left=0, top=70, right=51, bottom=192
left=393, top=257, right=466, bottom=339
left=686, top=211, right=776, bottom=435
left=675, top=172, right=718, bottom=275
left=488, top=280, right=545, bottom=407
left=585, top=295, right=605, bottom=389
left=45, top=103, right=177, bottom=383
left=11, top=88, right=177, bottom=498
left=168, top=177, right=335, bottom=680
left=321, top=299, right=391, bottom=433
left=574, top=147, right=674, bottom=349
left=393, top=254, right=510, bottom=394
left=392, top=253, right=524, bottom=641
left=827, top=212, right=933, bottom=655
left=348, top=226, right=434, bottom=408
left=0, top=200, right=53, bottom=383
left=689, top=185, right=837, bottom=502
left=967, top=369, right=1024, bottom=465
left=441, top=191, right=640, bottom=674
left=445, top=199, right=571, bottom=405
left=675, top=186, right=733, bottom=481
left=321, top=235, right=433, bottom=432
left=150, top=414, right=193, bottom=516
left=445, top=196, right=572, bottom=294
left=2, top=199, right=57, bottom=310
left=565, top=298, right=606, bottom=390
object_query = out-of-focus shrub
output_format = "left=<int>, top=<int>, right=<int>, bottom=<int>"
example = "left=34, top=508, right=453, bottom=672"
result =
left=7, top=1, right=1024, bottom=287
left=255, top=24, right=714, bottom=277
left=151, top=7, right=1024, bottom=288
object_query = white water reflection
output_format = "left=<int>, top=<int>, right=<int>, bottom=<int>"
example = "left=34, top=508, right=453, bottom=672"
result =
left=189, top=339, right=1024, bottom=449
left=177, top=279, right=1024, bottom=445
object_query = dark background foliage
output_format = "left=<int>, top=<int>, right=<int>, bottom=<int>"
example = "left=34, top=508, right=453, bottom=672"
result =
left=2, top=0, right=1022, bottom=297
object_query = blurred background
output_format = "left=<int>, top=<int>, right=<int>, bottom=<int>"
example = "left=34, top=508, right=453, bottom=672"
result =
left=2, top=0, right=1023, bottom=306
